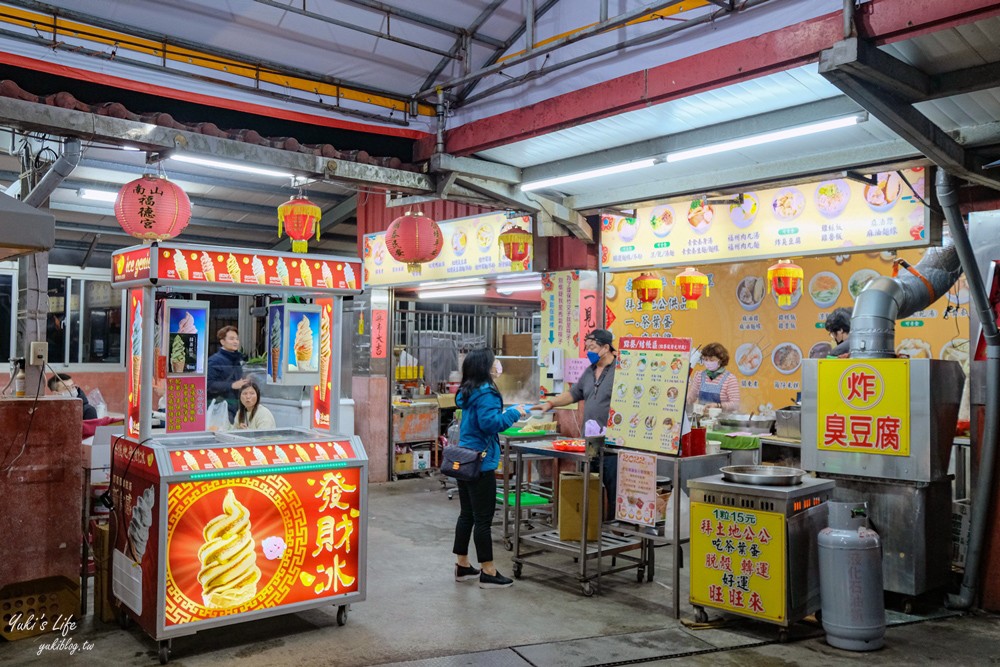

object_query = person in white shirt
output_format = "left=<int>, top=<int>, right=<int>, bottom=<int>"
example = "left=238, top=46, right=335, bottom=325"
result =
left=230, top=380, right=276, bottom=431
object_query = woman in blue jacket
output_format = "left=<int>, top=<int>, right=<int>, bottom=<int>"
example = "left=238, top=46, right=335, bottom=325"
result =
left=452, top=348, right=527, bottom=589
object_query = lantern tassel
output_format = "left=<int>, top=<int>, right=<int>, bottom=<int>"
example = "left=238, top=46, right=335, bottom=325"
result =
left=278, top=219, right=284, bottom=238
left=292, top=239, right=308, bottom=253
left=407, top=263, right=422, bottom=276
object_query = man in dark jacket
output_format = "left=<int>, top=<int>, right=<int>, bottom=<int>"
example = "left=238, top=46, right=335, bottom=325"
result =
left=47, top=373, right=98, bottom=420
left=207, top=325, right=247, bottom=421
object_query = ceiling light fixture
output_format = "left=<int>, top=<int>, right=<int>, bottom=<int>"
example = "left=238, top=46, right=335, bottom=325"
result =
left=520, top=158, right=658, bottom=192
left=170, top=154, right=295, bottom=179
left=417, top=287, right=487, bottom=299
left=665, top=114, right=866, bottom=163
left=78, top=188, right=119, bottom=202
left=497, top=282, right=542, bottom=293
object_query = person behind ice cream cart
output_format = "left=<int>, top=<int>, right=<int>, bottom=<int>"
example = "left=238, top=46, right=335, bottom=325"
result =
left=825, top=307, right=852, bottom=358
left=47, top=373, right=98, bottom=420
left=452, top=348, right=528, bottom=589
left=228, top=380, right=276, bottom=431
left=207, top=325, right=248, bottom=422
left=537, top=328, right=618, bottom=520
left=686, top=342, right=740, bottom=413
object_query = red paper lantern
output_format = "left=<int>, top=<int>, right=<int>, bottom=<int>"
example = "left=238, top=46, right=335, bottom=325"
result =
left=498, top=224, right=532, bottom=271
left=674, top=267, right=709, bottom=309
left=633, top=273, right=663, bottom=311
left=114, top=175, right=191, bottom=241
left=385, top=210, right=443, bottom=275
left=767, top=259, right=804, bottom=306
left=277, top=197, right=322, bottom=253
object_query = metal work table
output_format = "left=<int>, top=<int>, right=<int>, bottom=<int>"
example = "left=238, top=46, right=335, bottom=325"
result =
left=509, top=441, right=643, bottom=597
left=498, top=433, right=556, bottom=550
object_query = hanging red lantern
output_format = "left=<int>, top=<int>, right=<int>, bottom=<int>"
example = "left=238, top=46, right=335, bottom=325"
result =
left=114, top=175, right=191, bottom=241
left=767, top=259, right=804, bottom=306
left=633, top=273, right=663, bottom=311
left=277, top=197, right=322, bottom=253
left=498, top=224, right=532, bottom=271
left=674, top=267, right=709, bottom=309
left=385, top=210, right=443, bottom=275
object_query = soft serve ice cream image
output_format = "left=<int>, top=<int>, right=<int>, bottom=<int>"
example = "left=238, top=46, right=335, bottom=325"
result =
left=269, top=313, right=282, bottom=381
left=292, top=315, right=314, bottom=371
left=177, top=311, right=197, bottom=334
left=170, top=334, right=186, bottom=373
left=319, top=309, right=331, bottom=400
left=197, top=489, right=262, bottom=608
left=343, top=263, right=357, bottom=289
left=131, top=303, right=142, bottom=400
left=128, top=486, right=155, bottom=563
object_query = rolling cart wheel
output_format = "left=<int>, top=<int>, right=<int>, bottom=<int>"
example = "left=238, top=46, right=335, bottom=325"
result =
left=778, top=629, right=789, bottom=644
left=503, top=538, right=513, bottom=551
left=117, top=608, right=131, bottom=630
left=336, top=605, right=349, bottom=626
left=902, top=599, right=914, bottom=615
left=158, top=639, right=171, bottom=664
left=636, top=567, right=645, bottom=583
left=581, top=581, right=595, bottom=597
left=512, top=562, right=523, bottom=579
left=694, top=606, right=709, bottom=624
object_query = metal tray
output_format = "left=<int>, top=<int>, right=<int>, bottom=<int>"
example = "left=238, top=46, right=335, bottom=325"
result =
left=720, top=465, right=806, bottom=486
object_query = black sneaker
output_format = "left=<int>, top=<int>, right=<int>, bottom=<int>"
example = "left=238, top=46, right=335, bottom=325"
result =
left=479, top=570, right=514, bottom=589
left=455, top=564, right=480, bottom=582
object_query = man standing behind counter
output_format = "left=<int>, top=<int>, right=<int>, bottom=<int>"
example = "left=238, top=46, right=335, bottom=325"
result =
left=207, top=325, right=248, bottom=422
left=538, top=328, right=618, bottom=519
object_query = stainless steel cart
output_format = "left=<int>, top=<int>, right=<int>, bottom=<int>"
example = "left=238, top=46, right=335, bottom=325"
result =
left=498, top=433, right=556, bottom=550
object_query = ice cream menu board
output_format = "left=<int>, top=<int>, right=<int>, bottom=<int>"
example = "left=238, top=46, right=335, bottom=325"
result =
left=363, top=212, right=532, bottom=286
left=606, top=337, right=692, bottom=455
left=605, top=248, right=970, bottom=414
left=166, top=376, right=207, bottom=433
left=690, top=503, right=786, bottom=623
left=602, top=168, right=933, bottom=270
left=163, top=468, right=361, bottom=626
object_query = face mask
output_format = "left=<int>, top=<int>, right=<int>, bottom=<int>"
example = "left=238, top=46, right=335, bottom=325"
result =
left=587, top=351, right=601, bottom=365
left=492, top=361, right=503, bottom=377
left=703, top=360, right=720, bottom=371
left=61, top=390, right=75, bottom=398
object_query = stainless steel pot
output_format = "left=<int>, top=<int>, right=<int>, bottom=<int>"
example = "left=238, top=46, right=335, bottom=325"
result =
left=720, top=465, right=806, bottom=486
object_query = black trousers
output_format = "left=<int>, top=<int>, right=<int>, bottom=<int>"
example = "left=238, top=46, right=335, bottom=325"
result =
left=453, top=471, right=497, bottom=563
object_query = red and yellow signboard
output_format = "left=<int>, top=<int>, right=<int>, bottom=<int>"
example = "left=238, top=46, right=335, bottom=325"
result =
left=126, top=288, right=144, bottom=439
left=113, top=247, right=153, bottom=284
left=165, top=376, right=207, bottom=433
left=157, top=247, right=360, bottom=291
left=167, top=440, right=357, bottom=473
left=164, top=467, right=361, bottom=626
left=312, top=299, right=334, bottom=430
left=690, top=502, right=786, bottom=622
left=816, top=359, right=910, bottom=456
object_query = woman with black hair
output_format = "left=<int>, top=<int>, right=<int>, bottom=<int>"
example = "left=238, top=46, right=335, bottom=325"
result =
left=452, top=348, right=527, bottom=589
left=230, top=380, right=276, bottom=431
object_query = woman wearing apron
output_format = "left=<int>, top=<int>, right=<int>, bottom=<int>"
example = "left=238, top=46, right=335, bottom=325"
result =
left=685, top=342, right=741, bottom=413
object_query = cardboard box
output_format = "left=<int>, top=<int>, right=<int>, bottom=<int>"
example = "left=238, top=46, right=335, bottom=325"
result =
left=394, top=452, right=414, bottom=474
left=412, top=449, right=431, bottom=471
left=92, top=521, right=116, bottom=623
left=952, top=499, right=971, bottom=568
left=503, top=333, right=534, bottom=357
left=436, top=393, right=456, bottom=409
left=558, top=472, right=601, bottom=542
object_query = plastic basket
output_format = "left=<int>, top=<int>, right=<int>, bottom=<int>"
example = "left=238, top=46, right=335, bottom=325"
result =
left=0, top=576, right=80, bottom=641
left=395, top=365, right=423, bottom=380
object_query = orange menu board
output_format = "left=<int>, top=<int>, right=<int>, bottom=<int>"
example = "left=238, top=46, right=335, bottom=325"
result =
left=164, top=467, right=361, bottom=626
left=690, top=503, right=786, bottom=623
left=362, top=212, right=532, bottom=286
left=168, top=440, right=357, bottom=473
left=602, top=168, right=933, bottom=270
left=157, top=246, right=360, bottom=291
left=604, top=248, right=969, bottom=413
left=606, top=337, right=691, bottom=455
left=816, top=359, right=910, bottom=456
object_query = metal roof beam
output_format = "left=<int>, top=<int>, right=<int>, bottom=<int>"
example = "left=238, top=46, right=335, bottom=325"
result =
left=430, top=153, right=522, bottom=184
left=933, top=61, right=1000, bottom=100
left=419, top=0, right=505, bottom=93
left=564, top=138, right=924, bottom=211
left=0, top=97, right=436, bottom=193
left=820, top=39, right=1000, bottom=191
left=822, top=38, right=932, bottom=102
left=339, top=0, right=505, bottom=48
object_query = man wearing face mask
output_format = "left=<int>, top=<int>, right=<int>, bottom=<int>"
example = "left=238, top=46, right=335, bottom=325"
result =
left=538, top=329, right=618, bottom=519
left=48, top=373, right=98, bottom=420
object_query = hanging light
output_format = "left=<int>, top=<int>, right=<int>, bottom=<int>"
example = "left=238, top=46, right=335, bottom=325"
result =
left=114, top=175, right=191, bottom=241
left=674, top=267, right=709, bottom=309
left=498, top=223, right=533, bottom=271
left=277, top=196, right=322, bottom=253
left=385, top=210, right=443, bottom=275
left=767, top=259, right=804, bottom=306
left=633, top=273, right=663, bottom=311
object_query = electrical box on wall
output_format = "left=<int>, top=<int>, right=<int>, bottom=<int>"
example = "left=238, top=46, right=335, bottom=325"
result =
left=29, top=342, right=48, bottom=366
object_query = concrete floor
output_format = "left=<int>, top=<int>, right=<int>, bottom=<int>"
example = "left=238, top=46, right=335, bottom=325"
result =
left=2, top=474, right=999, bottom=666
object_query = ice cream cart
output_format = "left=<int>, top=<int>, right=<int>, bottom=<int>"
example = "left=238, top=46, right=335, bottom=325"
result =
left=109, top=242, right=364, bottom=664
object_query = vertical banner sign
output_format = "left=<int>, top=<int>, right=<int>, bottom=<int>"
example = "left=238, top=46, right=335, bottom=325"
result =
left=539, top=271, right=598, bottom=396
left=166, top=376, right=207, bottom=432
left=313, top=299, right=334, bottom=430
left=615, top=450, right=657, bottom=526
left=607, top=337, right=692, bottom=455
left=370, top=289, right=389, bottom=360
left=690, top=503, right=786, bottom=622
left=816, top=359, right=910, bottom=456
left=126, top=288, right=144, bottom=439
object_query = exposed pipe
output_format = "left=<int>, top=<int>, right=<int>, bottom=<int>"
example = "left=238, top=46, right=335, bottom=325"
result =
left=941, top=170, right=1000, bottom=609
left=23, top=137, right=81, bottom=207
left=435, top=88, right=446, bottom=156
left=523, top=0, right=535, bottom=54
left=600, top=0, right=609, bottom=23
left=843, top=0, right=856, bottom=39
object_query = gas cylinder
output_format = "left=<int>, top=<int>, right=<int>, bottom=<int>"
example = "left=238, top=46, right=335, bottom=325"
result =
left=818, top=501, right=885, bottom=651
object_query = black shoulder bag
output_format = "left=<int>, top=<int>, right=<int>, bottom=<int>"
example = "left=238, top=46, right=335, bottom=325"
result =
left=440, top=446, right=486, bottom=482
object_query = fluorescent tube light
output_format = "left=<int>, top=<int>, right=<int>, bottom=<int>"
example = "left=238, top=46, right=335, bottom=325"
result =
left=78, top=188, right=119, bottom=202
left=417, top=287, right=487, bottom=299
left=417, top=279, right=484, bottom=288
left=666, top=115, right=864, bottom=163
left=170, top=154, right=294, bottom=179
left=497, top=282, right=542, bottom=293
left=520, top=158, right=657, bottom=192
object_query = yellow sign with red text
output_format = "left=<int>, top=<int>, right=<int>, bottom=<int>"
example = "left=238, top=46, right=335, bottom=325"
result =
left=816, top=359, right=910, bottom=456
left=690, top=502, right=786, bottom=622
